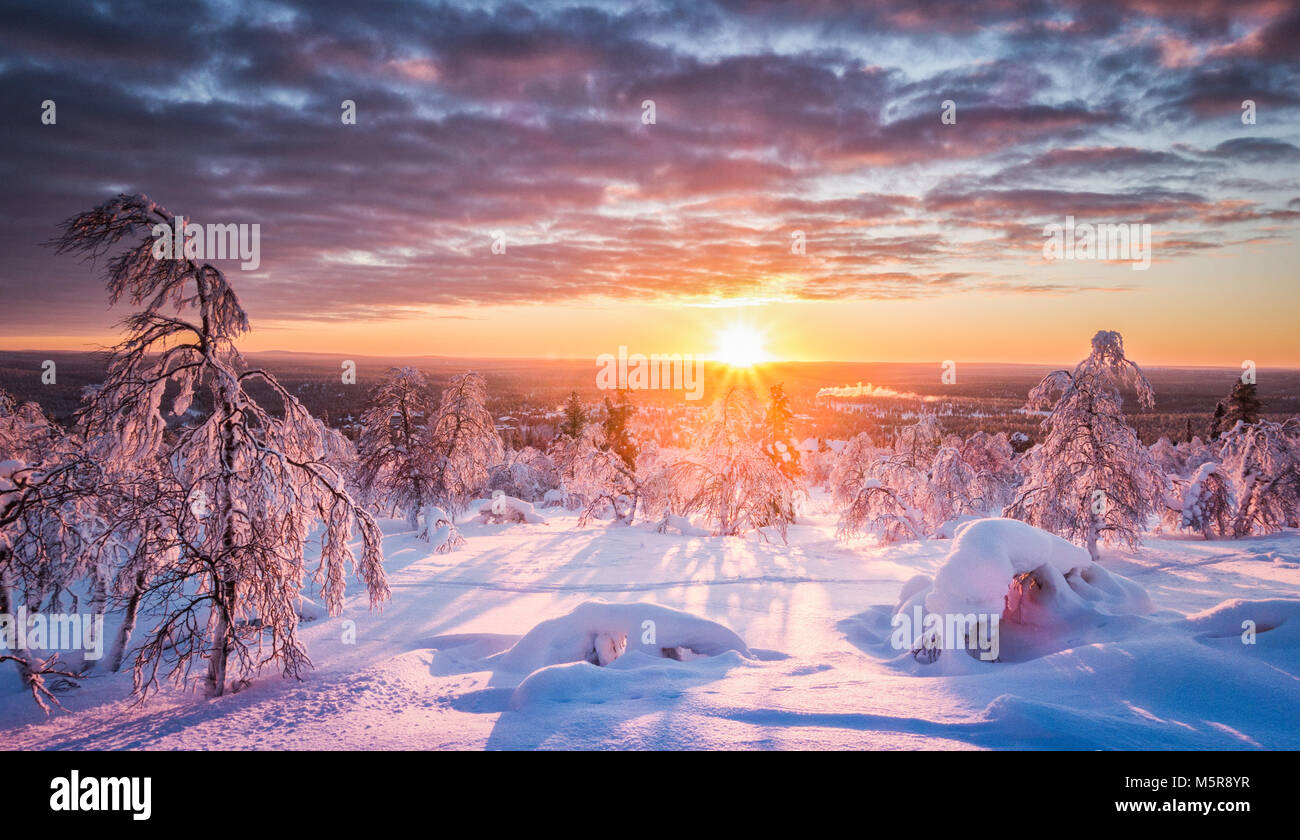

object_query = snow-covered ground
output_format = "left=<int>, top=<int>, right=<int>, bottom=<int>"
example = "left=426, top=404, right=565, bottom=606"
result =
left=3, top=494, right=1299, bottom=750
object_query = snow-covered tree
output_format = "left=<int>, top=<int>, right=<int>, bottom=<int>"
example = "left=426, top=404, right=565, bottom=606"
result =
left=51, top=194, right=388, bottom=697
left=836, top=478, right=925, bottom=544
left=671, top=388, right=795, bottom=540
left=834, top=418, right=1000, bottom=543
left=959, top=430, right=1018, bottom=510
left=0, top=392, right=103, bottom=708
left=425, top=371, right=502, bottom=517
left=1178, top=435, right=1216, bottom=475
left=1004, top=330, right=1166, bottom=561
left=568, top=426, right=642, bottom=525
left=830, top=432, right=877, bottom=507
left=1162, top=460, right=1235, bottom=539
left=832, top=431, right=921, bottom=542
left=1216, top=418, right=1300, bottom=535
left=1148, top=435, right=1184, bottom=476
left=355, top=366, right=439, bottom=530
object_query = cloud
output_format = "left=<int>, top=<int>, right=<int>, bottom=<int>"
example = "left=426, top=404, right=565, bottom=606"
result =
left=0, top=0, right=1297, bottom=335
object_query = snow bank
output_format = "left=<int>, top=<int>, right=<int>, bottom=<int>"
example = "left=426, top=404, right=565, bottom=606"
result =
left=495, top=601, right=752, bottom=675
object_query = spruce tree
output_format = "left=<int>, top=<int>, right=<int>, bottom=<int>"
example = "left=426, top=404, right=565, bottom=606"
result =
left=762, top=383, right=801, bottom=479
left=558, top=391, right=586, bottom=440
left=600, top=391, right=638, bottom=470
left=1223, top=381, right=1263, bottom=430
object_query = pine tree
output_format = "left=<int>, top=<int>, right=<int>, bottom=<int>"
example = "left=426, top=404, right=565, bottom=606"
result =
left=1210, top=401, right=1227, bottom=441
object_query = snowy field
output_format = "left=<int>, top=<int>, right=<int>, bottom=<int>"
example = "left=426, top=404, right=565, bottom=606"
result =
left=3, top=493, right=1298, bottom=751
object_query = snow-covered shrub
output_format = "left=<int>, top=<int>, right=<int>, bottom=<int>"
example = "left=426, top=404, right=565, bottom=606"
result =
left=1177, top=435, right=1216, bottom=475
left=959, top=431, right=1017, bottom=510
left=837, top=479, right=925, bottom=544
left=487, top=447, right=558, bottom=502
left=835, top=420, right=1007, bottom=544
left=830, top=432, right=876, bottom=506
left=1149, top=436, right=1183, bottom=475
left=541, top=485, right=581, bottom=509
left=803, top=443, right=837, bottom=491
left=653, top=511, right=710, bottom=537
left=418, top=504, right=465, bottom=552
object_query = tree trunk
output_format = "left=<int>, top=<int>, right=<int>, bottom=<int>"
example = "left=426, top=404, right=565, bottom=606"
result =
left=106, top=569, right=146, bottom=673
left=205, top=574, right=236, bottom=696
left=1085, top=518, right=1101, bottom=563
left=0, top=569, right=35, bottom=690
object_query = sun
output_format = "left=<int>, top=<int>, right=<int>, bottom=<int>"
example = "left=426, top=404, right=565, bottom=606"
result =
left=713, top=324, right=768, bottom=368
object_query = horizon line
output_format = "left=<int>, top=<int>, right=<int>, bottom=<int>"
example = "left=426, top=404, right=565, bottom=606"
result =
left=1, top=347, right=1297, bottom=371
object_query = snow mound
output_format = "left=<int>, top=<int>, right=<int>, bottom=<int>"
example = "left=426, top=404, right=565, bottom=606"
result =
left=887, top=518, right=1155, bottom=666
left=508, top=649, right=748, bottom=710
left=495, top=601, right=752, bottom=675
left=478, top=491, right=547, bottom=525
left=925, top=517, right=1151, bottom=619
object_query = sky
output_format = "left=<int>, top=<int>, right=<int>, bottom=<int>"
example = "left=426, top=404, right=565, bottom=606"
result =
left=0, top=0, right=1298, bottom=366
